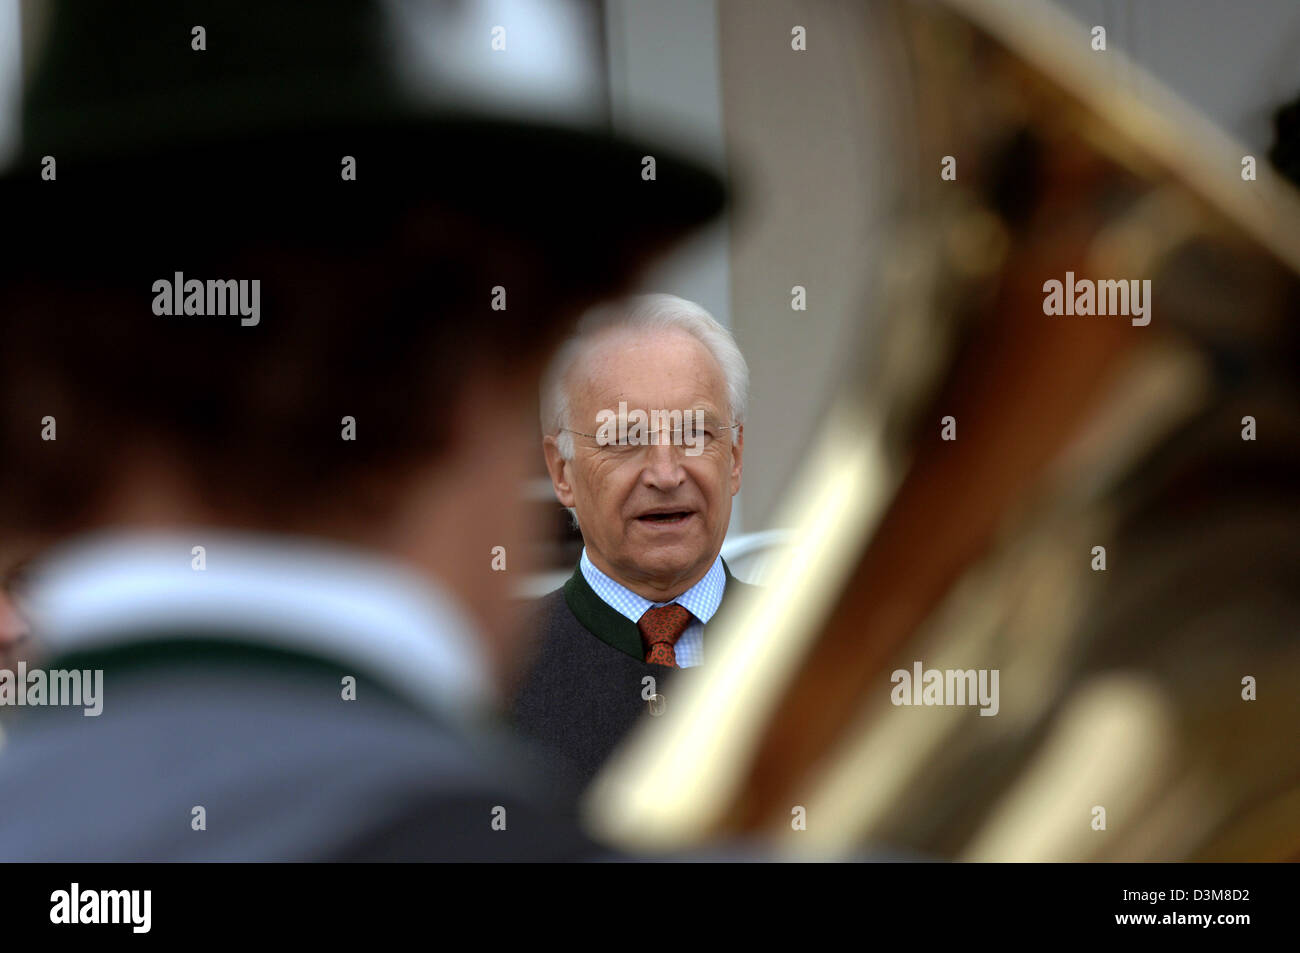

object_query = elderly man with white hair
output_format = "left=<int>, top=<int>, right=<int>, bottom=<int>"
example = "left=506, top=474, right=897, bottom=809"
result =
left=511, top=293, right=757, bottom=785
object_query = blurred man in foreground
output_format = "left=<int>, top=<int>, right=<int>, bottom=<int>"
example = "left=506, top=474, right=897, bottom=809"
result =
left=0, top=0, right=723, bottom=860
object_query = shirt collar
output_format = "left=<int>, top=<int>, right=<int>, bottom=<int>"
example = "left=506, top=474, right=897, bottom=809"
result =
left=20, top=529, right=497, bottom=722
left=579, top=548, right=726, bottom=625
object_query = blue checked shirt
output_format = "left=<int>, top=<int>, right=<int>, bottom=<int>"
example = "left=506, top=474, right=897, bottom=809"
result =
left=579, top=549, right=726, bottom=667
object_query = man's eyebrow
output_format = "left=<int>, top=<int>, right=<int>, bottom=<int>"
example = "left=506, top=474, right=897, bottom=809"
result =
left=585, top=403, right=725, bottom=415
left=687, top=407, right=726, bottom=420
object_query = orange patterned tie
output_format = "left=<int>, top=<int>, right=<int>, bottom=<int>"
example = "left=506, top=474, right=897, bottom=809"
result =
left=637, top=604, right=694, bottom=667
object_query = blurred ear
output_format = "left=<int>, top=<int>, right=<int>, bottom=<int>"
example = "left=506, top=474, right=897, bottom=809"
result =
left=730, top=424, right=744, bottom=495
left=542, top=435, right=577, bottom=508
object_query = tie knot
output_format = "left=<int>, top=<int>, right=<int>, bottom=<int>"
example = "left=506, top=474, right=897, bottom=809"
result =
left=637, top=604, right=693, bottom=667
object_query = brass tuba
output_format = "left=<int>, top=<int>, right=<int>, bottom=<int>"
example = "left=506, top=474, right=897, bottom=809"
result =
left=588, top=0, right=1300, bottom=862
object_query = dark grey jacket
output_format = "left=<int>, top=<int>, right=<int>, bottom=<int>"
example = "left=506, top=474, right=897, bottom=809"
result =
left=510, top=562, right=758, bottom=788
left=0, top=638, right=594, bottom=861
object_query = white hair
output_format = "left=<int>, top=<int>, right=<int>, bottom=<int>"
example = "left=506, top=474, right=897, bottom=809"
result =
left=541, top=293, right=749, bottom=461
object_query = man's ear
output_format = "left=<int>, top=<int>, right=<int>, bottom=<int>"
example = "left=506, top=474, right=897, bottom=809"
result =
left=542, top=435, right=577, bottom=508
left=730, top=424, right=744, bottom=495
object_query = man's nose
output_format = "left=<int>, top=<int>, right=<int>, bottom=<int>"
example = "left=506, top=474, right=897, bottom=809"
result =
left=640, top=438, right=686, bottom=488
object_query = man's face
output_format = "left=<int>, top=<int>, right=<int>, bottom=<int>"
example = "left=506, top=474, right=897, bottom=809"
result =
left=544, top=327, right=743, bottom=601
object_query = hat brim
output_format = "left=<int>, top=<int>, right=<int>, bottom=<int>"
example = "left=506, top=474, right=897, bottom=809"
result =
left=0, top=110, right=728, bottom=268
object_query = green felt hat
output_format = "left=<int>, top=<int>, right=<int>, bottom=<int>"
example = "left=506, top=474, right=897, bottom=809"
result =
left=1, top=0, right=725, bottom=263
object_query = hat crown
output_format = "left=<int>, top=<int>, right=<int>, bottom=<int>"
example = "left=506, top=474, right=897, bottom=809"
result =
left=18, top=0, right=607, bottom=160
left=22, top=1, right=398, bottom=156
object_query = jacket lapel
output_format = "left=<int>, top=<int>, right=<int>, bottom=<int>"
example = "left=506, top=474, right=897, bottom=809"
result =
left=563, top=565, right=644, bottom=660
left=562, top=558, right=756, bottom=661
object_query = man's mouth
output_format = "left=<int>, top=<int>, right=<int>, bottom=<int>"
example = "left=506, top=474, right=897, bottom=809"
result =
left=635, top=510, right=694, bottom=525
